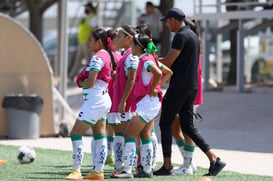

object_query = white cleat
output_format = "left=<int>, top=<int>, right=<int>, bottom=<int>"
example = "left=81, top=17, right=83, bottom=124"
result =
left=171, top=166, right=193, bottom=175
left=191, top=162, right=197, bottom=173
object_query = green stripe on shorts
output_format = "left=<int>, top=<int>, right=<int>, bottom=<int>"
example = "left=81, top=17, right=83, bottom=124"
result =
left=83, top=120, right=94, bottom=127
left=139, top=115, right=148, bottom=124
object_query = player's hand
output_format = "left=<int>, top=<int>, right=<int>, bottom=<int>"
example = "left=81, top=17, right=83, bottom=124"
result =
left=149, top=89, right=158, bottom=97
left=118, top=101, right=126, bottom=113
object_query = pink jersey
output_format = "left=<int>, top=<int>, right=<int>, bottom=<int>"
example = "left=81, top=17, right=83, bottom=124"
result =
left=76, top=49, right=111, bottom=87
left=134, top=54, right=163, bottom=103
left=108, top=51, right=122, bottom=101
left=111, top=48, right=136, bottom=112
left=194, top=56, right=203, bottom=105
left=96, top=50, right=111, bottom=83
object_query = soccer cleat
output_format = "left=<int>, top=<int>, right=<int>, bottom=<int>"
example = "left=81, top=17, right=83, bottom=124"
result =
left=111, top=171, right=133, bottom=178
left=134, top=168, right=153, bottom=178
left=65, top=170, right=82, bottom=180
left=191, top=162, right=198, bottom=173
left=105, top=155, right=115, bottom=166
left=134, top=164, right=143, bottom=174
left=153, top=165, right=174, bottom=176
left=171, top=166, right=193, bottom=175
left=203, top=157, right=226, bottom=176
left=111, top=169, right=122, bottom=177
left=83, top=171, right=104, bottom=180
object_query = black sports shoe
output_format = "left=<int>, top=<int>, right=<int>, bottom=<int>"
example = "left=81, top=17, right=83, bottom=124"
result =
left=153, top=165, right=174, bottom=176
left=204, top=157, right=226, bottom=176
left=134, top=168, right=153, bottom=178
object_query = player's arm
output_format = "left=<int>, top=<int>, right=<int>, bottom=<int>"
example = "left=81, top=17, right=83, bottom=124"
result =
left=159, top=62, right=173, bottom=86
left=80, top=71, right=98, bottom=88
left=79, top=56, right=103, bottom=88
left=147, top=63, right=162, bottom=97
left=118, top=55, right=138, bottom=113
left=118, top=69, right=136, bottom=113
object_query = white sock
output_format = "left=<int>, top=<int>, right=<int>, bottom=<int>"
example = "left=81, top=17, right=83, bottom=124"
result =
left=151, top=131, right=158, bottom=169
left=91, top=137, right=96, bottom=170
left=183, top=145, right=195, bottom=169
left=123, top=137, right=136, bottom=173
left=113, top=133, right=124, bottom=170
left=107, top=136, right=114, bottom=157
left=71, top=135, right=83, bottom=172
left=141, top=138, right=153, bottom=174
left=176, top=139, right=185, bottom=159
left=93, top=134, right=107, bottom=173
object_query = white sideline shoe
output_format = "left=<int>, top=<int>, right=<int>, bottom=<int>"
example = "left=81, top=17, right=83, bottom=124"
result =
left=191, top=162, right=197, bottom=173
left=171, top=166, right=193, bottom=175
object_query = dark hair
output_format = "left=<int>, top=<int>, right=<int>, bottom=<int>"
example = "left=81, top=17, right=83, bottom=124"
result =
left=135, top=24, right=152, bottom=38
left=185, top=19, right=201, bottom=43
left=134, top=30, right=160, bottom=68
left=107, top=29, right=118, bottom=40
left=146, top=1, right=154, bottom=7
left=106, top=29, right=118, bottom=70
left=85, top=2, right=96, bottom=12
left=91, top=28, right=115, bottom=70
left=121, top=25, right=136, bottom=37
left=133, top=33, right=150, bottom=51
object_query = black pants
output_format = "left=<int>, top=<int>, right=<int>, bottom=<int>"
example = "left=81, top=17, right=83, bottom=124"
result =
left=159, top=86, right=210, bottom=157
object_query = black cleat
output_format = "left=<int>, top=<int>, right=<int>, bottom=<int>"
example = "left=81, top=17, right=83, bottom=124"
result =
left=203, top=157, right=226, bottom=176
left=134, top=169, right=153, bottom=178
left=153, top=165, right=174, bottom=176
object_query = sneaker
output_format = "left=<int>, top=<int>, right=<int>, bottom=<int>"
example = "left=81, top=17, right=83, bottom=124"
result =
left=65, top=170, right=82, bottom=180
left=134, top=169, right=153, bottom=178
left=153, top=165, right=174, bottom=176
left=171, top=166, right=193, bottom=175
left=111, top=170, right=122, bottom=177
left=203, top=157, right=226, bottom=176
left=111, top=171, right=133, bottom=178
left=135, top=164, right=143, bottom=174
left=105, top=155, right=115, bottom=166
left=83, top=171, right=104, bottom=180
left=191, top=162, right=197, bottom=173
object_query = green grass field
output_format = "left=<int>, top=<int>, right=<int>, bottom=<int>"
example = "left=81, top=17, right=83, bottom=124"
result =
left=0, top=145, right=272, bottom=181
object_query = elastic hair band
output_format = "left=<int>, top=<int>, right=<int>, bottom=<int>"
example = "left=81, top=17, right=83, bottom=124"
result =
left=107, top=37, right=111, bottom=48
left=118, top=27, right=132, bottom=37
left=134, top=34, right=145, bottom=49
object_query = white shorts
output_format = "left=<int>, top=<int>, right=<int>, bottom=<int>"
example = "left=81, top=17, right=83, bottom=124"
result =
left=136, top=95, right=161, bottom=124
left=77, top=90, right=111, bottom=126
left=107, top=112, right=133, bottom=125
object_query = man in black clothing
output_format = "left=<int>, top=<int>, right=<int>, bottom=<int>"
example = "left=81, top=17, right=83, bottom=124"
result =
left=154, top=7, right=226, bottom=176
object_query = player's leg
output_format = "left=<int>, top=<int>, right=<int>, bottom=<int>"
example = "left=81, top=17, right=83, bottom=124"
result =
left=66, top=120, right=90, bottom=180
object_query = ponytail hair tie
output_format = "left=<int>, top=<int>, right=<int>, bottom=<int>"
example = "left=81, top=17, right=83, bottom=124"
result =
left=147, top=41, right=158, bottom=54
left=107, top=37, right=111, bottom=48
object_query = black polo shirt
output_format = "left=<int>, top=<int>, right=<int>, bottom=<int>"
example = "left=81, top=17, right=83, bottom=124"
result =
left=169, top=25, right=200, bottom=89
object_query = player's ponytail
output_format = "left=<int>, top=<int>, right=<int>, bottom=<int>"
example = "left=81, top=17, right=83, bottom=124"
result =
left=106, top=29, right=118, bottom=71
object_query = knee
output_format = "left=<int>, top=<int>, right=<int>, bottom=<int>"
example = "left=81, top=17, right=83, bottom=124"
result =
left=180, top=122, right=194, bottom=136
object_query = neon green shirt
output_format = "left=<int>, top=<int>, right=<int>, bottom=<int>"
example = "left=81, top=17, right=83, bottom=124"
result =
left=77, top=13, right=97, bottom=44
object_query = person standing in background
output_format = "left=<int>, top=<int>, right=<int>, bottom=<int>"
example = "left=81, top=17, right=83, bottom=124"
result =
left=138, top=1, right=162, bottom=46
left=69, top=2, right=98, bottom=81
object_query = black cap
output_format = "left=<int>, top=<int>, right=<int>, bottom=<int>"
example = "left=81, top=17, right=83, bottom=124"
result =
left=160, top=8, right=186, bottom=21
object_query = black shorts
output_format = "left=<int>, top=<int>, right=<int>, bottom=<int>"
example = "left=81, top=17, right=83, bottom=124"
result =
left=159, top=86, right=197, bottom=128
